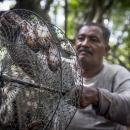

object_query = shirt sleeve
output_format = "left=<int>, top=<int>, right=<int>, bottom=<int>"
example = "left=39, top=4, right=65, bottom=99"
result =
left=94, top=67, right=130, bottom=126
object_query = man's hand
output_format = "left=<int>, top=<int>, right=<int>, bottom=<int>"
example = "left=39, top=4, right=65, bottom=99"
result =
left=80, top=86, right=99, bottom=109
left=69, top=86, right=99, bottom=109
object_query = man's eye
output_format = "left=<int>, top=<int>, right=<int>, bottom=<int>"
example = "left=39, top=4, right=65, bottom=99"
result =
left=90, top=38, right=99, bottom=42
left=78, top=37, right=84, bottom=41
left=91, top=38, right=97, bottom=41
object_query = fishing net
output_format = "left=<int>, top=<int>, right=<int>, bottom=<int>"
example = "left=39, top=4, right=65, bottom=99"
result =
left=0, top=9, right=82, bottom=130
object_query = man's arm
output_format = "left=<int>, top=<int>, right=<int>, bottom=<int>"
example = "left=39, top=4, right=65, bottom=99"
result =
left=95, top=87, right=130, bottom=126
left=77, top=67, right=130, bottom=126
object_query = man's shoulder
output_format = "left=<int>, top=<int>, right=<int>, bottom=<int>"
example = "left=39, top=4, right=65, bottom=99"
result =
left=105, top=62, right=124, bottom=69
left=104, top=62, right=129, bottom=74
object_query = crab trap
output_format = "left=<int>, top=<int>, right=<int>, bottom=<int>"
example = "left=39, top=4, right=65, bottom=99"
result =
left=0, top=9, right=82, bottom=130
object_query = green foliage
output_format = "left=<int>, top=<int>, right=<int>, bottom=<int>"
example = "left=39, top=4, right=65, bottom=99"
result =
left=97, top=1, right=130, bottom=69
left=67, top=0, right=91, bottom=39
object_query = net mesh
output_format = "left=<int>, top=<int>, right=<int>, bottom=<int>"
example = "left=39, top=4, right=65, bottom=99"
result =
left=0, top=9, right=82, bottom=130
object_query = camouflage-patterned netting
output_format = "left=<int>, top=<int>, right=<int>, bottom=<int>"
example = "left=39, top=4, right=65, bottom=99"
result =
left=0, top=9, right=82, bottom=130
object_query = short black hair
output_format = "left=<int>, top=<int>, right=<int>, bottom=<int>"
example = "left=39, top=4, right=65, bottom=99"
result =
left=78, top=22, right=111, bottom=45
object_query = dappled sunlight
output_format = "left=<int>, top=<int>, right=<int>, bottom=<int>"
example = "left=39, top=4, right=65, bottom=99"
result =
left=0, top=0, right=16, bottom=11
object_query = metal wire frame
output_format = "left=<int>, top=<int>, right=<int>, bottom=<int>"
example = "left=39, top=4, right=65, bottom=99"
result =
left=0, top=9, right=83, bottom=130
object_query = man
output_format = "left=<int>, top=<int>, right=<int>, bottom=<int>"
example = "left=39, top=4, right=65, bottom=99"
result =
left=67, top=23, right=130, bottom=130
left=0, top=11, right=130, bottom=130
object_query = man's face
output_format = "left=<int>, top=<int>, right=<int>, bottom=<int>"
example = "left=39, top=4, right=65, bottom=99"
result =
left=75, top=25, right=110, bottom=70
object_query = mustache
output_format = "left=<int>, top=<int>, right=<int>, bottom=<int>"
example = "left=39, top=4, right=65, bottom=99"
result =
left=77, top=48, right=93, bottom=55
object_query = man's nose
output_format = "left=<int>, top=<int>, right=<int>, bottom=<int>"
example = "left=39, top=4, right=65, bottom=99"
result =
left=82, top=38, right=90, bottom=47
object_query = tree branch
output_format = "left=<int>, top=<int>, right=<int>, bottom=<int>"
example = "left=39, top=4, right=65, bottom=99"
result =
left=44, top=0, right=53, bottom=13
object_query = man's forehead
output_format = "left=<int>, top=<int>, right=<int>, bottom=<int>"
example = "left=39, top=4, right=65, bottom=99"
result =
left=78, top=25, right=103, bottom=36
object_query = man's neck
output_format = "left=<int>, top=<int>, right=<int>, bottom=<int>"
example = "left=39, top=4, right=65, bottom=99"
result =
left=82, top=64, right=104, bottom=78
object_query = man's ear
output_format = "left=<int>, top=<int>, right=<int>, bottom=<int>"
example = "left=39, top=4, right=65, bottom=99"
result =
left=104, top=45, right=110, bottom=56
